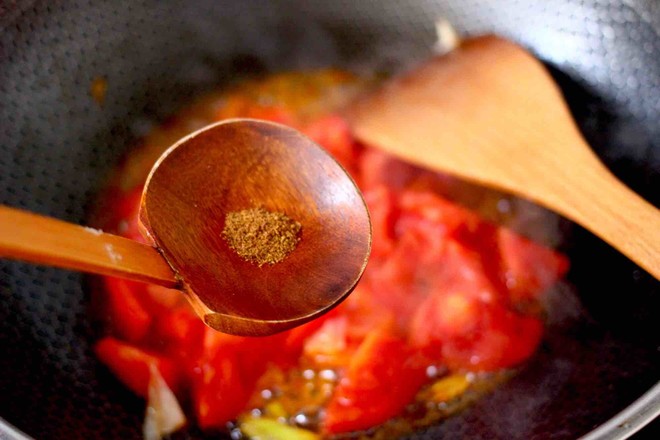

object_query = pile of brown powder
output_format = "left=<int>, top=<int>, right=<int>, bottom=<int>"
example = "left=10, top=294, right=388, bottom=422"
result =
left=222, top=207, right=302, bottom=266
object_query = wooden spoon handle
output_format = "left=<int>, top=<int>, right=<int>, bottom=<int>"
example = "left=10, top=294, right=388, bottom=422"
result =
left=548, top=155, right=660, bottom=280
left=0, top=205, right=179, bottom=288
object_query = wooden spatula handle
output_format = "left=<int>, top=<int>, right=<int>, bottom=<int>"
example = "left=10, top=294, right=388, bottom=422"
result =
left=549, top=154, right=660, bottom=280
left=0, top=205, right=179, bottom=287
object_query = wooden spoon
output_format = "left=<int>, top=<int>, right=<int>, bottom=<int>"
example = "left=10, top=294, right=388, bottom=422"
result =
left=346, top=35, right=659, bottom=280
left=0, top=119, right=372, bottom=336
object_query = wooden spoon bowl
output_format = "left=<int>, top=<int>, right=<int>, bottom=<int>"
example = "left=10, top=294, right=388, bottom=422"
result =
left=140, top=119, right=371, bottom=335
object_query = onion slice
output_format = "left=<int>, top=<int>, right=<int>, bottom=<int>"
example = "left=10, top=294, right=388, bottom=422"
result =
left=143, top=364, right=186, bottom=440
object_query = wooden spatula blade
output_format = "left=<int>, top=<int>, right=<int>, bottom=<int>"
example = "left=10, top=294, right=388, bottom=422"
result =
left=346, top=35, right=660, bottom=280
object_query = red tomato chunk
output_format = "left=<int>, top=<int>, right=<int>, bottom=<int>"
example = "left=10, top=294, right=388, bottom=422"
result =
left=323, top=327, right=428, bottom=434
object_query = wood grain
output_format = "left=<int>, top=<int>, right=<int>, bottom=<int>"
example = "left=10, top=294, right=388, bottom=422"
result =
left=346, top=35, right=660, bottom=280
left=141, top=119, right=371, bottom=336
left=0, top=205, right=178, bottom=287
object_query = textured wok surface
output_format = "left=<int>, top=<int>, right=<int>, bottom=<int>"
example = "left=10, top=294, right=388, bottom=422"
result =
left=0, top=1, right=658, bottom=439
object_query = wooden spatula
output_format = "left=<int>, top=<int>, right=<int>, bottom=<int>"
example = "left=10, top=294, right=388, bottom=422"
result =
left=346, top=35, right=659, bottom=280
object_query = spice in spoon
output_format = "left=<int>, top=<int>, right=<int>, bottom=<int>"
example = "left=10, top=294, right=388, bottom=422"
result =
left=223, top=207, right=302, bottom=266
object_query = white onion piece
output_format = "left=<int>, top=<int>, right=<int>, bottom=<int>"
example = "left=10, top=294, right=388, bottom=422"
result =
left=434, top=18, right=460, bottom=55
left=143, top=364, right=186, bottom=440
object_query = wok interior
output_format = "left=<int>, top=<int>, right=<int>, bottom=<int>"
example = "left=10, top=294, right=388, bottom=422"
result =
left=0, top=1, right=658, bottom=439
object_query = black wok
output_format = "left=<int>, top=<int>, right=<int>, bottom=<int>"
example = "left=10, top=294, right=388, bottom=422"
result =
left=0, top=0, right=658, bottom=439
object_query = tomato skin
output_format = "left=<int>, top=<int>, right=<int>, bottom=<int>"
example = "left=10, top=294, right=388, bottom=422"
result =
left=303, top=115, right=358, bottom=175
left=193, top=349, right=250, bottom=430
left=359, top=149, right=419, bottom=191
left=337, top=285, right=397, bottom=344
left=362, top=186, right=398, bottom=259
left=153, top=306, right=206, bottom=378
left=142, top=284, right=186, bottom=312
left=303, top=316, right=351, bottom=367
left=323, top=328, right=427, bottom=434
left=95, top=337, right=179, bottom=398
left=410, top=291, right=482, bottom=349
left=193, top=330, right=252, bottom=429
left=461, top=309, right=543, bottom=371
left=102, top=277, right=152, bottom=344
left=282, top=308, right=340, bottom=359
left=397, top=190, right=482, bottom=241
left=498, top=229, right=569, bottom=303
left=410, top=292, right=544, bottom=372
left=192, top=327, right=296, bottom=429
left=154, top=307, right=204, bottom=348
left=203, top=327, right=290, bottom=376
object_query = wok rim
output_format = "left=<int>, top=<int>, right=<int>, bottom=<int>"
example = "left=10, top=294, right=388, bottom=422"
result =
left=579, top=381, right=660, bottom=440
left=0, top=382, right=658, bottom=439
left=0, top=2, right=657, bottom=438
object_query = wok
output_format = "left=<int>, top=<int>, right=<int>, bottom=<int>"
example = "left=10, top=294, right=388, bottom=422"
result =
left=0, top=0, right=658, bottom=439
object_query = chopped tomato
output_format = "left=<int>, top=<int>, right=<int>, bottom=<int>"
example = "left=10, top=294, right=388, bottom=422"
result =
left=410, top=293, right=543, bottom=371
left=193, top=328, right=290, bottom=428
left=323, top=328, right=427, bottom=434
left=395, top=190, right=513, bottom=299
left=202, top=328, right=253, bottom=363
left=95, top=337, right=179, bottom=398
left=364, top=233, right=441, bottom=327
left=192, top=327, right=266, bottom=429
left=102, top=277, right=151, bottom=343
left=277, top=306, right=345, bottom=356
left=114, top=185, right=145, bottom=243
left=303, top=115, right=358, bottom=174
left=397, top=190, right=483, bottom=243
left=436, top=241, right=503, bottom=304
left=282, top=317, right=325, bottom=360
left=153, top=306, right=206, bottom=376
left=193, top=349, right=250, bottom=429
left=358, top=149, right=418, bottom=191
left=498, top=229, right=569, bottom=303
left=362, top=186, right=398, bottom=258
left=281, top=312, right=334, bottom=357
left=367, top=236, right=500, bottom=332
left=201, top=328, right=289, bottom=385
left=442, top=305, right=544, bottom=371
left=411, top=291, right=483, bottom=348
left=337, top=285, right=397, bottom=344
left=303, top=316, right=350, bottom=367
left=142, top=284, right=187, bottom=312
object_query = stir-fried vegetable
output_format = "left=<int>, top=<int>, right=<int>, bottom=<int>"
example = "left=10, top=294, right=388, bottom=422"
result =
left=240, top=418, right=320, bottom=440
left=92, top=70, right=569, bottom=439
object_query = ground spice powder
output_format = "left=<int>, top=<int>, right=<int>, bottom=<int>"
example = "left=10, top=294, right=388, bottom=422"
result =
left=222, top=207, right=302, bottom=266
